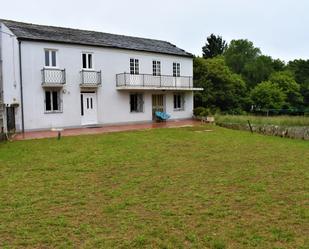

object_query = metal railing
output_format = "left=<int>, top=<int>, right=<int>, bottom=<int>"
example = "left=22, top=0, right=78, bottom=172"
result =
left=80, top=70, right=102, bottom=87
left=41, top=68, right=66, bottom=86
left=116, top=73, right=193, bottom=88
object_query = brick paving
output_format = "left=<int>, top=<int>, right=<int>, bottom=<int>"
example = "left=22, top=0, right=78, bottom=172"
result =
left=13, top=119, right=200, bottom=141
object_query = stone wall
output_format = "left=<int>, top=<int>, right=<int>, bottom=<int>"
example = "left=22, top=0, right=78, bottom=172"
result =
left=217, top=122, right=309, bottom=141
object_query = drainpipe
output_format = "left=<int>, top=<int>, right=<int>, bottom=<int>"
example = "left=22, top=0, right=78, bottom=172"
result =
left=18, top=40, right=25, bottom=135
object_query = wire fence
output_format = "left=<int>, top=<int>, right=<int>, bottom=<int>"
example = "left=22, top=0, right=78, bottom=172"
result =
left=251, top=108, right=309, bottom=116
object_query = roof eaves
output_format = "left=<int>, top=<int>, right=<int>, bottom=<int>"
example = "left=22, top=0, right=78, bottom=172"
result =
left=17, top=36, right=194, bottom=58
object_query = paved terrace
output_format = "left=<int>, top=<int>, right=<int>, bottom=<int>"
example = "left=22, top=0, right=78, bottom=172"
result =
left=13, top=120, right=200, bottom=141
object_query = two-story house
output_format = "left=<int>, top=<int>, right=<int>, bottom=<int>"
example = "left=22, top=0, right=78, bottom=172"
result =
left=0, top=19, right=202, bottom=133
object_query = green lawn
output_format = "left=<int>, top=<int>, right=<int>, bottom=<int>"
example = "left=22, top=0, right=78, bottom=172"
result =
left=0, top=126, right=308, bottom=249
left=215, top=115, right=309, bottom=127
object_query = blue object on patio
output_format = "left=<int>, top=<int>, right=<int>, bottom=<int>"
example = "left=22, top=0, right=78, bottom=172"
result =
left=155, top=111, right=171, bottom=121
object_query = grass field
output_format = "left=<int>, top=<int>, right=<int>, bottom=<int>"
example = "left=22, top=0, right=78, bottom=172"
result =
left=215, top=115, right=309, bottom=127
left=0, top=125, right=308, bottom=249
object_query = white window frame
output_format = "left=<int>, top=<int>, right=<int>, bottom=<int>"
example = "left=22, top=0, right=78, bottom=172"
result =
left=130, top=58, right=139, bottom=75
left=173, top=93, right=185, bottom=111
left=173, top=62, right=180, bottom=77
left=44, top=49, right=58, bottom=68
left=82, top=52, right=94, bottom=70
left=153, top=60, right=161, bottom=76
left=130, top=93, right=144, bottom=113
left=44, top=89, right=62, bottom=113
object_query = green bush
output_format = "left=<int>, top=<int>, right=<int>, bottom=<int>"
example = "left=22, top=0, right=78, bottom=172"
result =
left=194, top=107, right=217, bottom=117
left=193, top=107, right=206, bottom=116
left=200, top=108, right=211, bottom=117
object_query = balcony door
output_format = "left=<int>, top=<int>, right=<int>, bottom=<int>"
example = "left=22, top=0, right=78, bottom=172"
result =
left=81, top=92, right=98, bottom=125
left=152, top=94, right=165, bottom=120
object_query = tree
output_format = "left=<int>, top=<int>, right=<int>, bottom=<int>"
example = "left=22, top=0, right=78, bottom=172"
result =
left=242, top=55, right=275, bottom=88
left=194, top=56, right=246, bottom=112
left=202, top=34, right=227, bottom=59
left=272, top=59, right=286, bottom=71
left=250, top=81, right=286, bottom=110
left=269, top=71, right=303, bottom=108
left=224, top=39, right=261, bottom=74
left=287, top=59, right=309, bottom=106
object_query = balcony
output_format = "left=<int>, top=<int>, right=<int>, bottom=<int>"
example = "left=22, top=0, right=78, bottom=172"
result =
left=80, top=70, right=102, bottom=88
left=41, top=68, right=66, bottom=87
left=116, top=73, right=203, bottom=91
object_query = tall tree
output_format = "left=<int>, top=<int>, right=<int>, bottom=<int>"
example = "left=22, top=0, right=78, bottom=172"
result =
left=242, top=55, right=275, bottom=88
left=202, top=34, right=227, bottom=59
left=224, top=39, right=261, bottom=74
left=287, top=59, right=309, bottom=106
left=194, top=56, right=246, bottom=112
left=269, top=71, right=303, bottom=108
left=250, top=81, right=286, bottom=110
left=272, top=59, right=286, bottom=71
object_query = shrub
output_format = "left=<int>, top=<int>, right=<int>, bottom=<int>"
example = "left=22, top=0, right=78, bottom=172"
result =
left=193, top=107, right=207, bottom=116
left=193, top=107, right=214, bottom=117
left=200, top=108, right=211, bottom=117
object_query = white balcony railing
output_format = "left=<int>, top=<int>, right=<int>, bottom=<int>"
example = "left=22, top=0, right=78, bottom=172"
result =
left=41, top=68, right=66, bottom=87
left=116, top=73, right=194, bottom=89
left=80, top=70, right=102, bottom=87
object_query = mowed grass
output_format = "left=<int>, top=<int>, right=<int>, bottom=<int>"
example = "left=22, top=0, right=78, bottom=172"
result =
left=0, top=125, right=308, bottom=249
left=215, top=115, right=309, bottom=127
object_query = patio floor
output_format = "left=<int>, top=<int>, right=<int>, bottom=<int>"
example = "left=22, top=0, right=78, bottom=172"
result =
left=13, top=119, right=201, bottom=141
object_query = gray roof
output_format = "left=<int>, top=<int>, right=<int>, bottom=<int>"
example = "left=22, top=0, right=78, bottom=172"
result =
left=1, top=19, right=193, bottom=58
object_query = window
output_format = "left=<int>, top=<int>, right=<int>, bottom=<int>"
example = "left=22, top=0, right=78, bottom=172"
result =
left=45, top=90, right=61, bottom=112
left=153, top=60, right=161, bottom=76
left=174, top=93, right=184, bottom=110
left=82, top=53, right=93, bottom=69
left=130, top=58, right=139, bottom=75
left=45, top=50, right=57, bottom=67
left=130, top=93, right=143, bottom=112
left=173, top=62, right=180, bottom=77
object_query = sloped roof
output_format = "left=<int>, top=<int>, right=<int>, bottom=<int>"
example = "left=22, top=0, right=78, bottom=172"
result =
left=1, top=19, right=193, bottom=57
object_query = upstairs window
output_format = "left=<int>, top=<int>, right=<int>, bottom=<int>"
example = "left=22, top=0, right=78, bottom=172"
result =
left=153, top=60, right=161, bottom=76
left=174, top=93, right=185, bottom=110
left=130, top=58, right=139, bottom=75
left=173, top=62, right=180, bottom=77
left=45, top=90, right=61, bottom=112
left=45, top=49, right=57, bottom=67
left=82, top=53, right=93, bottom=69
left=130, top=93, right=143, bottom=112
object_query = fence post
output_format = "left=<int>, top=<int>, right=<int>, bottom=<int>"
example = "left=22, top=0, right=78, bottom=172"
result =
left=247, top=120, right=253, bottom=134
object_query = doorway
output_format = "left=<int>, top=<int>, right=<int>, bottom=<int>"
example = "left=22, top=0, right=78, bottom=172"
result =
left=81, top=92, right=98, bottom=125
left=152, top=94, right=165, bottom=120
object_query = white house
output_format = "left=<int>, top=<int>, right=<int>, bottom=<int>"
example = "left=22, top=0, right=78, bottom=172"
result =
left=0, top=19, right=202, bottom=133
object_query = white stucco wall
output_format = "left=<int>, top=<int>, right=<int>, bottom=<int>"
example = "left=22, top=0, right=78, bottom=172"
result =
left=1, top=24, right=22, bottom=131
left=2, top=26, right=194, bottom=131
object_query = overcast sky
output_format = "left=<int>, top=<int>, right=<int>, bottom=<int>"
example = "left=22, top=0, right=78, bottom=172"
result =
left=1, top=0, right=308, bottom=62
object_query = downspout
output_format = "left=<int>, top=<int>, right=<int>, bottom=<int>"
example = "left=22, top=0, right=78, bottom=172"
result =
left=18, top=40, right=25, bottom=135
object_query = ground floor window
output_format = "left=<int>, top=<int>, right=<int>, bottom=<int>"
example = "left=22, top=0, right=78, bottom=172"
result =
left=174, top=93, right=185, bottom=111
left=45, top=90, right=61, bottom=112
left=130, top=93, right=144, bottom=112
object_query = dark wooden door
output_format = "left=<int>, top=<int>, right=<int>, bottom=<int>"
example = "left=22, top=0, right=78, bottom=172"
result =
left=6, top=107, right=15, bottom=132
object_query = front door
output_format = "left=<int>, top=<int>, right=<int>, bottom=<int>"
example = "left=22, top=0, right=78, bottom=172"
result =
left=6, top=107, right=16, bottom=133
left=152, top=94, right=165, bottom=120
left=81, top=92, right=98, bottom=125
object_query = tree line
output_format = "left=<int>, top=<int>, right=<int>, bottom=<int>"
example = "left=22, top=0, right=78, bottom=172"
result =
left=194, top=34, right=309, bottom=114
